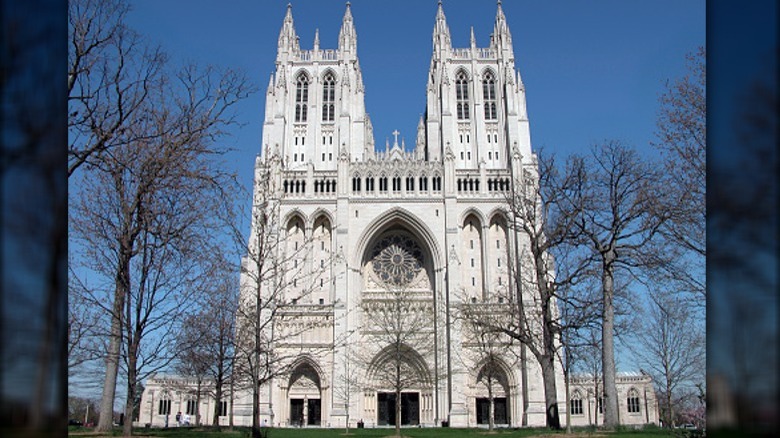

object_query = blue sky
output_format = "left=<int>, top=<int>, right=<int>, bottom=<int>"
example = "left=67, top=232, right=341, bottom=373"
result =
left=125, top=0, right=705, bottom=195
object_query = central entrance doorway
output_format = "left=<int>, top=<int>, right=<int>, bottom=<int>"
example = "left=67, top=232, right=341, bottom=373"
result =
left=377, top=392, right=420, bottom=426
left=289, top=399, right=321, bottom=426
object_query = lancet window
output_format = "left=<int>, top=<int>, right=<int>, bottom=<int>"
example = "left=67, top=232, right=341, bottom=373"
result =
left=295, top=74, right=309, bottom=122
left=483, top=71, right=497, bottom=120
left=570, top=391, right=583, bottom=415
left=322, top=72, right=335, bottom=122
left=456, top=71, right=470, bottom=120
left=627, top=389, right=641, bottom=413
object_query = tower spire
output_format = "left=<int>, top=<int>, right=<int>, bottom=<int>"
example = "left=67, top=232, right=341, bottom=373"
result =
left=338, top=1, right=357, bottom=53
left=433, top=0, right=451, bottom=53
left=277, top=3, right=299, bottom=54
left=493, top=0, right=513, bottom=56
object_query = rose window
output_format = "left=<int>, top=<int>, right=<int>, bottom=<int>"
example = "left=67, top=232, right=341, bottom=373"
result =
left=370, top=233, right=424, bottom=287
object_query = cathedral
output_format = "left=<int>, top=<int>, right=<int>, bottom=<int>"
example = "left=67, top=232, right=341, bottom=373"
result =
left=138, top=1, right=658, bottom=429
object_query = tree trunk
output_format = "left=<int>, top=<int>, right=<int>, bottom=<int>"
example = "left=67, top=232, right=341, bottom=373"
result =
left=252, top=373, right=260, bottom=438
left=666, top=379, right=674, bottom=427
left=97, top=253, right=130, bottom=432
left=196, top=384, right=202, bottom=426
left=122, top=343, right=138, bottom=436
left=540, top=353, right=561, bottom=430
left=488, top=376, right=495, bottom=431
left=229, top=371, right=235, bottom=429
left=213, top=380, right=223, bottom=426
left=594, top=380, right=599, bottom=426
left=536, top=255, right=561, bottom=430
left=395, top=388, right=401, bottom=437
left=563, top=366, right=571, bottom=433
left=252, top=282, right=262, bottom=437
left=601, top=256, right=619, bottom=429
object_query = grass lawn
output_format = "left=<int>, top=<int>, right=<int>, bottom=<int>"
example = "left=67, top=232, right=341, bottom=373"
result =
left=68, top=425, right=686, bottom=438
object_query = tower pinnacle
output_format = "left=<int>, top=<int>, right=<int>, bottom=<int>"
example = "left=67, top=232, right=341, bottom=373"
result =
left=339, top=1, right=357, bottom=53
left=493, top=0, right=513, bottom=56
left=277, top=3, right=298, bottom=53
left=433, top=0, right=451, bottom=52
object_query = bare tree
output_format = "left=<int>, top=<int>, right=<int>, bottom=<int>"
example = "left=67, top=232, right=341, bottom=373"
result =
left=476, top=151, right=593, bottom=430
left=230, top=158, right=333, bottom=437
left=573, top=140, right=669, bottom=429
left=70, top=56, right=251, bottom=434
left=652, top=47, right=706, bottom=305
left=578, top=329, right=603, bottom=427
left=458, top=301, right=512, bottom=431
left=68, top=0, right=165, bottom=177
left=68, top=269, right=103, bottom=374
left=331, top=341, right=362, bottom=434
left=71, top=131, right=237, bottom=436
left=556, top=279, right=601, bottom=433
left=174, top=267, right=237, bottom=427
left=358, top=279, right=436, bottom=437
left=629, top=291, right=704, bottom=428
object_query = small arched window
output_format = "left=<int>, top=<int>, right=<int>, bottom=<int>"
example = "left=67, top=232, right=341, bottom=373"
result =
left=456, top=71, right=470, bottom=120
left=158, top=397, right=171, bottom=415
left=432, top=174, right=442, bottom=191
left=322, top=72, right=335, bottom=122
left=295, top=74, right=309, bottom=122
left=627, top=388, right=641, bottom=413
left=570, top=390, right=583, bottom=415
left=483, top=71, right=497, bottom=120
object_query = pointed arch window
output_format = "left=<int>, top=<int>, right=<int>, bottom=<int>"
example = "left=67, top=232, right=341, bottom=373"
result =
left=456, top=71, right=470, bottom=120
left=295, top=74, right=309, bottom=122
left=322, top=73, right=336, bottom=122
left=627, top=388, right=641, bottom=413
left=352, top=173, right=361, bottom=192
left=483, top=71, right=497, bottom=120
left=158, top=398, right=171, bottom=415
left=570, top=391, right=583, bottom=415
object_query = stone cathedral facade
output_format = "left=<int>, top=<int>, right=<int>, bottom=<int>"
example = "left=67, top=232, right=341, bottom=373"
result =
left=138, top=2, right=658, bottom=429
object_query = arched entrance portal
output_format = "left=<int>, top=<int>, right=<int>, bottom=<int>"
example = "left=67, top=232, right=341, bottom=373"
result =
left=358, top=222, right=437, bottom=426
left=472, top=356, right=513, bottom=426
left=286, top=361, right=323, bottom=426
left=365, top=344, right=434, bottom=426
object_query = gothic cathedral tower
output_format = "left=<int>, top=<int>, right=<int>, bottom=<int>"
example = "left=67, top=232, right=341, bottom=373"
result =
left=262, top=3, right=371, bottom=171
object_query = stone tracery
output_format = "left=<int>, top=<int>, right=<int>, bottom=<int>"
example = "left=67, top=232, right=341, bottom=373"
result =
left=370, top=232, right=425, bottom=287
